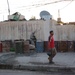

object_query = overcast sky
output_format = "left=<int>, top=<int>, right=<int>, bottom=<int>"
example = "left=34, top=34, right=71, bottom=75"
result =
left=0, top=0, right=75, bottom=22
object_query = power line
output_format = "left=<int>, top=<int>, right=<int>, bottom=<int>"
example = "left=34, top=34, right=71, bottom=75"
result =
left=0, top=0, right=61, bottom=13
left=2, top=0, right=64, bottom=12
left=0, top=0, right=74, bottom=14
left=58, top=0, right=74, bottom=19
left=9, top=0, right=74, bottom=14
left=14, top=0, right=75, bottom=11
left=60, top=0, right=74, bottom=10
left=14, top=0, right=64, bottom=10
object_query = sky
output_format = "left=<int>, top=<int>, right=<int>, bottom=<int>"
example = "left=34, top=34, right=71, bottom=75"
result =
left=0, top=0, right=75, bottom=22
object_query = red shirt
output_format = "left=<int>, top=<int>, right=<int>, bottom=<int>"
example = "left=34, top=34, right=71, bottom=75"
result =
left=48, top=36, right=55, bottom=49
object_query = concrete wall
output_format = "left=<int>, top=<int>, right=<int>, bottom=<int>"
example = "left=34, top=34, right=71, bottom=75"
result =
left=0, top=20, right=75, bottom=41
left=0, top=20, right=45, bottom=41
left=52, top=25, right=75, bottom=41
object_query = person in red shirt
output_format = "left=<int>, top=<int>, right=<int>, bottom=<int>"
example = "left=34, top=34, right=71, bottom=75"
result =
left=47, top=30, right=57, bottom=63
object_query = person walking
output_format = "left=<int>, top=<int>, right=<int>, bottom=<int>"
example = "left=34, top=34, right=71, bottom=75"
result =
left=47, top=30, right=57, bottom=63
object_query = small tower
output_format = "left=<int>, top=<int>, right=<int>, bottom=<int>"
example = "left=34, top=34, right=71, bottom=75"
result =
left=57, top=9, right=62, bottom=25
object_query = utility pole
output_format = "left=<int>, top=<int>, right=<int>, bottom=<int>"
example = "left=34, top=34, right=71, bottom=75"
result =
left=7, top=0, right=10, bottom=16
left=58, top=9, right=60, bottom=18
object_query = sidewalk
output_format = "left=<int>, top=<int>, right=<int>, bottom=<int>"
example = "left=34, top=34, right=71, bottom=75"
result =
left=13, top=52, right=75, bottom=72
left=0, top=52, right=75, bottom=72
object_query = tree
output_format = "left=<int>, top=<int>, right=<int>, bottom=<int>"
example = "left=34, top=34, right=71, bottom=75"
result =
left=29, top=16, right=36, bottom=21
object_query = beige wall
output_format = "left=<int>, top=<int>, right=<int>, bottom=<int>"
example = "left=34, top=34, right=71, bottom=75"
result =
left=0, top=20, right=45, bottom=41
left=0, top=20, right=75, bottom=41
left=52, top=25, right=75, bottom=41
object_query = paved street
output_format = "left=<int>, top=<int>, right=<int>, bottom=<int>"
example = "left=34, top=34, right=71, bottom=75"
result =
left=0, top=70, right=75, bottom=75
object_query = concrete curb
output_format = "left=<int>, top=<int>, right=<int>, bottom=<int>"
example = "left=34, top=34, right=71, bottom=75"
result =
left=0, top=64, right=13, bottom=69
left=0, top=52, right=15, bottom=57
left=13, top=64, right=75, bottom=72
left=0, top=63, right=75, bottom=73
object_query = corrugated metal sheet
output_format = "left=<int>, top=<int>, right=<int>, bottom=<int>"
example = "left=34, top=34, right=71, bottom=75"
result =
left=74, top=41, right=75, bottom=51
left=54, top=41, right=58, bottom=52
left=0, top=21, right=45, bottom=41
left=0, top=21, right=75, bottom=41
left=2, top=41, right=11, bottom=52
left=24, top=41, right=29, bottom=53
left=14, top=40, right=24, bottom=54
left=44, top=41, right=48, bottom=52
left=56, top=25, right=75, bottom=41
left=58, top=41, right=68, bottom=52
left=68, top=41, right=74, bottom=52
left=0, top=42, right=2, bottom=52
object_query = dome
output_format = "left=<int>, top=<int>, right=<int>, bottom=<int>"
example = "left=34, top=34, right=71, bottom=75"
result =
left=40, top=10, right=52, bottom=20
left=40, top=10, right=51, bottom=16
